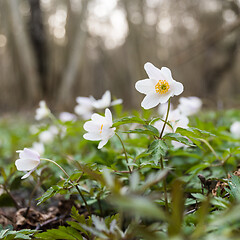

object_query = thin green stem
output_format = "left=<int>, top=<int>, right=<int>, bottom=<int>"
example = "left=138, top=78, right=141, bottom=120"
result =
left=115, top=133, right=132, bottom=173
left=160, top=156, right=169, bottom=213
left=41, top=158, right=91, bottom=215
left=25, top=180, right=41, bottom=217
left=41, top=158, right=70, bottom=178
left=198, top=138, right=219, bottom=160
left=159, top=98, right=171, bottom=139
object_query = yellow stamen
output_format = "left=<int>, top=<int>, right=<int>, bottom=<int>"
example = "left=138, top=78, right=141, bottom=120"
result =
left=100, top=124, right=103, bottom=133
left=155, top=80, right=170, bottom=94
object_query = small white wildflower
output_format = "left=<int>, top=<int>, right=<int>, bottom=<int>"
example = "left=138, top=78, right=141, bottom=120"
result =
left=83, top=108, right=116, bottom=149
left=35, top=100, right=51, bottom=121
left=154, top=109, right=189, bottom=136
left=74, top=97, right=94, bottom=120
left=59, top=112, right=77, bottom=122
left=230, top=121, right=240, bottom=138
left=30, top=142, right=45, bottom=155
left=38, top=130, right=55, bottom=144
left=135, top=62, right=183, bottom=109
left=158, top=102, right=173, bottom=116
left=15, top=148, right=41, bottom=179
left=92, top=90, right=123, bottom=109
left=178, top=96, right=202, bottom=116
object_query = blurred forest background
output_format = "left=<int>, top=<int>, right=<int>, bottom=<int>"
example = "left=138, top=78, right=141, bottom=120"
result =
left=0, top=0, right=240, bottom=112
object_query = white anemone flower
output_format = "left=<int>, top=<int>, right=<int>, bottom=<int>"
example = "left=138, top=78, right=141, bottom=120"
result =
left=230, top=121, right=240, bottom=138
left=135, top=62, right=183, bottom=109
left=35, top=100, right=51, bottom=120
left=158, top=102, right=173, bottom=116
left=154, top=109, right=189, bottom=136
left=38, top=125, right=59, bottom=144
left=59, top=112, right=77, bottom=122
left=92, top=90, right=123, bottom=109
left=74, top=97, right=94, bottom=120
left=31, top=142, right=45, bottom=155
left=178, top=96, right=202, bottom=116
left=15, top=148, right=41, bottom=179
left=83, top=108, right=116, bottom=149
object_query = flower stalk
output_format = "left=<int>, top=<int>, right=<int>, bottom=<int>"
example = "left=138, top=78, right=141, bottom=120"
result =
left=41, top=158, right=91, bottom=215
left=115, top=133, right=132, bottom=173
left=158, top=98, right=171, bottom=213
left=159, top=98, right=171, bottom=139
left=159, top=156, right=169, bottom=213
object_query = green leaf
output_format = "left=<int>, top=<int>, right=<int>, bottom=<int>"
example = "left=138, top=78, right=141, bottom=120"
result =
left=226, top=175, right=240, bottom=202
left=0, top=167, right=7, bottom=182
left=147, top=139, right=168, bottom=158
left=143, top=125, right=159, bottom=136
left=168, top=180, right=184, bottom=236
left=113, top=116, right=146, bottom=127
left=0, top=229, right=36, bottom=240
left=140, top=169, right=169, bottom=192
left=163, top=133, right=195, bottom=146
left=36, top=186, right=60, bottom=205
left=35, top=226, right=82, bottom=240
left=110, top=195, right=166, bottom=220
left=123, top=128, right=157, bottom=137
left=176, top=127, right=215, bottom=143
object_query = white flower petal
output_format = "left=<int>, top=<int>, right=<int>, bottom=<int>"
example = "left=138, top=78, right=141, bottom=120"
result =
left=19, top=148, right=40, bottom=161
left=158, top=103, right=173, bottom=116
left=15, top=158, right=40, bottom=171
left=230, top=121, right=240, bottom=138
left=92, top=91, right=111, bottom=109
left=158, top=93, right=172, bottom=104
left=98, top=139, right=108, bottom=149
left=31, top=142, right=45, bottom=155
left=111, top=99, right=123, bottom=106
left=101, top=127, right=115, bottom=140
left=161, top=67, right=173, bottom=80
left=76, top=97, right=93, bottom=105
left=59, top=112, right=76, bottom=122
left=178, top=96, right=202, bottom=116
left=135, top=79, right=158, bottom=94
left=83, top=121, right=101, bottom=132
left=144, top=62, right=165, bottom=80
left=105, top=108, right=113, bottom=125
left=172, top=80, right=184, bottom=96
left=102, top=90, right=111, bottom=103
left=83, top=132, right=102, bottom=141
left=21, top=169, right=35, bottom=179
left=141, top=93, right=160, bottom=109
left=91, top=113, right=105, bottom=122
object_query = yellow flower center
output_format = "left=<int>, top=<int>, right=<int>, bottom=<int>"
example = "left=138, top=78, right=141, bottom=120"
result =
left=155, top=80, right=170, bottom=94
left=100, top=124, right=103, bottom=134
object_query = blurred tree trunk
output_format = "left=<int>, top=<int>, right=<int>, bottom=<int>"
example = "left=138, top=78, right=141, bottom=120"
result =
left=7, top=0, right=40, bottom=104
left=57, top=0, right=89, bottom=108
left=122, top=0, right=143, bottom=107
left=28, top=0, right=48, bottom=96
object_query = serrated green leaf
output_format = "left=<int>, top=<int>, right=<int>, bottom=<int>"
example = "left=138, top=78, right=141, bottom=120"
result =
left=176, top=127, right=215, bottom=139
left=123, top=128, right=157, bottom=136
left=113, top=116, right=146, bottom=127
left=143, top=125, right=159, bottom=136
left=226, top=175, right=240, bottom=202
left=147, top=139, right=168, bottom=157
left=66, top=221, right=88, bottom=236
left=163, top=133, right=195, bottom=146
left=135, top=150, right=151, bottom=160
left=35, top=226, right=81, bottom=240
left=37, top=186, right=60, bottom=205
